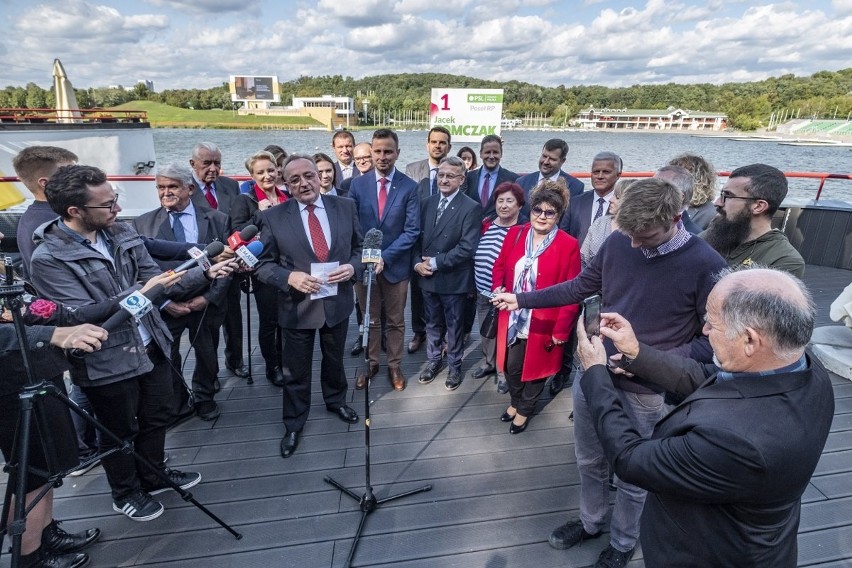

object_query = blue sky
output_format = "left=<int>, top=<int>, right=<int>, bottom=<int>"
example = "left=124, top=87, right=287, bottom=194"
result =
left=2, top=0, right=851, bottom=92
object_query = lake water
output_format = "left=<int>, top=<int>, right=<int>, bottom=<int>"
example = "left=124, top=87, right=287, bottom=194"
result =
left=152, top=129, right=852, bottom=202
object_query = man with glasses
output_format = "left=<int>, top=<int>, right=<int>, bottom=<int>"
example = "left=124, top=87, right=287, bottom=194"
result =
left=702, top=163, right=804, bottom=277
left=493, top=178, right=726, bottom=568
left=340, top=142, right=373, bottom=196
left=256, top=156, right=362, bottom=459
left=414, top=156, right=482, bottom=390
left=30, top=165, right=228, bottom=522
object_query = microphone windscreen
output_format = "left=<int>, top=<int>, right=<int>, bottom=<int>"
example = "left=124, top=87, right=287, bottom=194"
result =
left=363, top=228, right=383, bottom=250
left=205, top=241, right=225, bottom=257
left=239, top=225, right=259, bottom=241
left=246, top=240, right=264, bottom=256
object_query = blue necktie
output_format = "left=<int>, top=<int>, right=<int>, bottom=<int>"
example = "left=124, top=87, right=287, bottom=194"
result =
left=171, top=211, right=186, bottom=242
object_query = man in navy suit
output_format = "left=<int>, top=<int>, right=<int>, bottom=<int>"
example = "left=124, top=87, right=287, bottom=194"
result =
left=189, top=142, right=248, bottom=379
left=560, top=151, right=623, bottom=245
left=516, top=139, right=584, bottom=218
left=332, top=130, right=361, bottom=184
left=256, top=155, right=362, bottom=458
left=349, top=129, right=421, bottom=391
left=464, top=134, right=518, bottom=217
left=415, top=156, right=482, bottom=391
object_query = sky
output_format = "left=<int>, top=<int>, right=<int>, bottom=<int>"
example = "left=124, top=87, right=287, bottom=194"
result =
left=2, top=0, right=851, bottom=92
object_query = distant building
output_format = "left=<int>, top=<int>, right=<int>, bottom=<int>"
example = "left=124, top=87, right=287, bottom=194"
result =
left=576, top=106, right=727, bottom=131
left=137, top=80, right=154, bottom=92
left=292, top=95, right=357, bottom=129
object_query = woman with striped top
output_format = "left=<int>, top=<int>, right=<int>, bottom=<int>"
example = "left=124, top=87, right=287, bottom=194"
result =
left=472, top=182, right=525, bottom=393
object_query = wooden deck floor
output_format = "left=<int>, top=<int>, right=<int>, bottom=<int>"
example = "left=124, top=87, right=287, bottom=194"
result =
left=3, top=265, right=852, bottom=568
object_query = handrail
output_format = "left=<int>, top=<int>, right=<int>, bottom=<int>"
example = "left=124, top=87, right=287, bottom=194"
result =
left=0, top=107, right=148, bottom=123
left=1, top=171, right=850, bottom=200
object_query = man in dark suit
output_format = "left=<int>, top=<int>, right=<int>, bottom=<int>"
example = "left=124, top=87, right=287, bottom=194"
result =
left=134, top=163, right=232, bottom=421
left=339, top=142, right=373, bottom=196
left=405, top=126, right=453, bottom=353
left=189, top=142, right=249, bottom=379
left=332, top=130, right=361, bottom=184
left=415, top=156, right=482, bottom=391
left=516, top=139, right=584, bottom=216
left=349, top=129, right=420, bottom=391
left=256, top=155, right=362, bottom=458
left=464, top=134, right=518, bottom=217
left=573, top=268, right=833, bottom=567
left=559, top=151, right=622, bottom=245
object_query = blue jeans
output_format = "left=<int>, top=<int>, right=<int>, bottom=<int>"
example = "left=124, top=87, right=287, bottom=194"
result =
left=572, top=375, right=664, bottom=552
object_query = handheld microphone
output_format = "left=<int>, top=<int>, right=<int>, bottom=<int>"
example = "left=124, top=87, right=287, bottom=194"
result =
left=70, top=284, right=167, bottom=357
left=361, top=228, right=383, bottom=284
left=235, top=240, right=264, bottom=269
left=227, top=225, right=258, bottom=251
left=171, top=241, right=225, bottom=274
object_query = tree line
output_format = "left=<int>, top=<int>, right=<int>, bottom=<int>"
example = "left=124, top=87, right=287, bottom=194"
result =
left=2, top=69, right=850, bottom=130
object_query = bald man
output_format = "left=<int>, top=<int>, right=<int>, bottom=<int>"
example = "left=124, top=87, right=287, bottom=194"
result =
left=574, top=267, right=834, bottom=567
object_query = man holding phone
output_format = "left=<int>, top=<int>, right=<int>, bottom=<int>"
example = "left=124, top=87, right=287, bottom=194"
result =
left=493, top=178, right=726, bottom=567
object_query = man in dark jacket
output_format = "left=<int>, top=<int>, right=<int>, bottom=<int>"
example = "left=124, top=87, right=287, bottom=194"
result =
left=575, top=267, right=833, bottom=567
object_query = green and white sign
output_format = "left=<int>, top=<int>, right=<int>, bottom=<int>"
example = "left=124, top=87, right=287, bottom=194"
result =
left=430, top=88, right=504, bottom=143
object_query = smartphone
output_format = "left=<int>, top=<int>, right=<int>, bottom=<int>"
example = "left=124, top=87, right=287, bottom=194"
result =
left=583, top=295, right=601, bottom=337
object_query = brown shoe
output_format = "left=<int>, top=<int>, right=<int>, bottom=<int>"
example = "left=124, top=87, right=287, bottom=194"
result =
left=407, top=333, right=425, bottom=353
left=355, top=364, right=378, bottom=390
left=389, top=367, right=406, bottom=391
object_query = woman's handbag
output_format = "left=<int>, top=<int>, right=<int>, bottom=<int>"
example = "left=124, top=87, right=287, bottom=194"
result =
left=480, top=299, right=498, bottom=339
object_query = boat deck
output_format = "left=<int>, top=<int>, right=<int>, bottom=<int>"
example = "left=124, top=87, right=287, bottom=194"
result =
left=3, top=265, right=852, bottom=567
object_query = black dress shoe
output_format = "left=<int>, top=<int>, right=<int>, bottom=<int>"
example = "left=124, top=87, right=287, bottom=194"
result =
left=195, top=401, right=220, bottom=421
left=42, top=520, right=100, bottom=554
left=549, top=372, right=567, bottom=395
left=472, top=366, right=496, bottom=379
left=500, top=411, right=516, bottom=423
left=408, top=333, right=425, bottom=353
left=226, top=363, right=250, bottom=378
left=445, top=369, right=462, bottom=391
left=350, top=335, right=364, bottom=356
left=510, top=417, right=530, bottom=434
left=266, top=367, right=285, bottom=387
left=213, top=377, right=221, bottom=393
left=418, top=360, right=444, bottom=384
left=328, top=405, right=358, bottom=424
left=34, top=550, right=89, bottom=568
left=280, top=431, right=300, bottom=458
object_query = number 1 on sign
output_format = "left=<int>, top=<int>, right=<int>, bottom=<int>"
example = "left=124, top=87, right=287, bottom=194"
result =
left=440, top=93, right=450, bottom=110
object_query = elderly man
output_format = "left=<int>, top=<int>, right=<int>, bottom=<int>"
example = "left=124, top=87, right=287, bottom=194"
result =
left=349, top=129, right=420, bottom=391
left=256, top=155, right=362, bottom=458
left=702, top=163, right=805, bottom=277
left=189, top=142, right=248, bottom=379
left=493, top=178, right=726, bottom=567
left=561, top=151, right=622, bottom=245
left=575, top=267, right=833, bottom=567
left=655, top=165, right=702, bottom=234
left=134, top=164, right=232, bottom=421
left=340, top=142, right=373, bottom=196
left=415, top=156, right=482, bottom=390
left=30, top=165, right=231, bottom=522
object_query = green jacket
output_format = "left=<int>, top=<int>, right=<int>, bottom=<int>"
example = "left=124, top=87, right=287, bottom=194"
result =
left=724, top=229, right=805, bottom=277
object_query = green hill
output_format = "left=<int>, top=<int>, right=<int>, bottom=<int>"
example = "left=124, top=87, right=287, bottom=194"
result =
left=110, top=100, right=321, bottom=129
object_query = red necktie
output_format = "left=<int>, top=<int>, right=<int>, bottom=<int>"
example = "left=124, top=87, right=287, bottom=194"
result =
left=480, top=173, right=492, bottom=206
left=204, top=183, right=218, bottom=209
left=306, top=204, right=329, bottom=262
left=377, top=177, right=388, bottom=219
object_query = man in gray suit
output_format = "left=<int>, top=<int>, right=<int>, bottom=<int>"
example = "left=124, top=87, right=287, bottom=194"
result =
left=189, top=142, right=248, bottom=379
left=134, top=163, right=232, bottom=422
left=415, top=156, right=482, bottom=390
left=256, top=155, right=362, bottom=458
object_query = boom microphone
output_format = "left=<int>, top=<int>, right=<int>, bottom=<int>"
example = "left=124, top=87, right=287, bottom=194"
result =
left=171, top=241, right=225, bottom=274
left=227, top=225, right=259, bottom=250
left=69, top=284, right=167, bottom=357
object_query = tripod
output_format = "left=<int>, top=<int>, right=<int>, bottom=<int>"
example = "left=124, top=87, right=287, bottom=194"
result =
left=0, top=287, right=242, bottom=568
left=323, top=264, right=432, bottom=568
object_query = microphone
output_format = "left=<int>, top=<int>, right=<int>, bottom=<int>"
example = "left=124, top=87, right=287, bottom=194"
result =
left=70, top=284, right=167, bottom=357
left=171, top=241, right=225, bottom=274
left=235, top=240, right=263, bottom=269
left=227, top=225, right=258, bottom=251
left=361, top=228, right=383, bottom=284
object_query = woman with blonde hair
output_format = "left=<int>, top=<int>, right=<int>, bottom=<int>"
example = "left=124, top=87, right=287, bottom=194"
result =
left=668, top=153, right=717, bottom=230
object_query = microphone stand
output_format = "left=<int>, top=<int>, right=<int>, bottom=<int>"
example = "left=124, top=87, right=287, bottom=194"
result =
left=323, top=261, right=432, bottom=568
left=239, top=272, right=253, bottom=384
left=0, top=286, right=242, bottom=568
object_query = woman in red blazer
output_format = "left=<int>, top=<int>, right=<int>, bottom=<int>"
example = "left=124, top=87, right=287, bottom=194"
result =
left=493, top=181, right=581, bottom=433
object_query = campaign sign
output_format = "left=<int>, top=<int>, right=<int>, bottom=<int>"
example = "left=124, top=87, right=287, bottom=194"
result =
left=430, top=89, right=504, bottom=143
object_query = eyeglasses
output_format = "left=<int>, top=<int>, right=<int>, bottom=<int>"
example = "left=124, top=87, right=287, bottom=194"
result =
left=82, top=196, right=120, bottom=212
left=354, top=156, right=372, bottom=162
left=286, top=172, right=318, bottom=186
left=719, top=190, right=760, bottom=204
left=436, top=173, right=463, bottom=180
left=531, top=206, right=558, bottom=219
